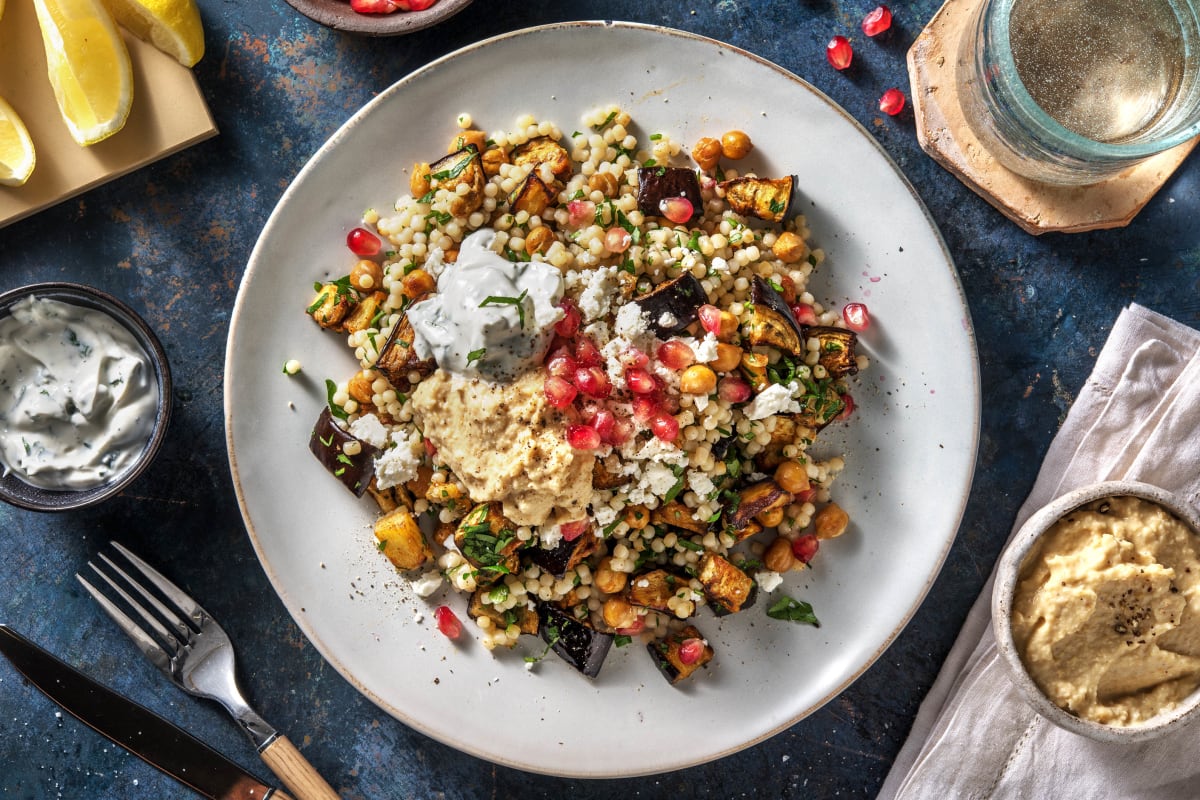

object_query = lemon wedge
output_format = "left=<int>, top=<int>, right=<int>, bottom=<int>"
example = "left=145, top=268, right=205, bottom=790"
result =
left=101, top=0, right=205, bottom=68
left=0, top=96, right=36, bottom=187
left=33, top=0, right=133, bottom=146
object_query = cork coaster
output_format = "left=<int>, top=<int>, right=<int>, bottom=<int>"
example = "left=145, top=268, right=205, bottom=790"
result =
left=906, top=0, right=1199, bottom=235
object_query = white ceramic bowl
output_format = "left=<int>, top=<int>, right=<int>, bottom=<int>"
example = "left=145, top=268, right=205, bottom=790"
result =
left=992, top=480, right=1200, bottom=743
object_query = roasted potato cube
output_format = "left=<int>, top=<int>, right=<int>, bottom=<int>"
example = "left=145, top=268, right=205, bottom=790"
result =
left=647, top=625, right=713, bottom=684
left=307, top=281, right=353, bottom=329
left=719, top=175, right=794, bottom=222
left=652, top=501, right=709, bottom=536
left=697, top=553, right=754, bottom=613
left=512, top=136, right=572, bottom=181
left=373, top=507, right=432, bottom=571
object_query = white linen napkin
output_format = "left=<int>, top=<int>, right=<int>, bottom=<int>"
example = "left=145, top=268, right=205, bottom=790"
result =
left=879, top=303, right=1200, bottom=800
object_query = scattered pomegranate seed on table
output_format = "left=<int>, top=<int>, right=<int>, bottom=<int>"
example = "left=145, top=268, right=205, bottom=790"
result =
left=861, top=5, right=893, bottom=36
left=879, top=88, right=906, bottom=116
left=837, top=393, right=857, bottom=421
left=826, top=35, right=853, bottom=70
left=346, top=227, right=381, bottom=257
left=792, top=534, right=820, bottom=564
left=843, top=302, right=871, bottom=332
left=434, top=605, right=462, bottom=639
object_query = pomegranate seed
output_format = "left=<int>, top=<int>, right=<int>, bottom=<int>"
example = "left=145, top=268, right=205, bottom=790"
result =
left=351, top=0, right=399, bottom=13
left=567, top=199, right=595, bottom=227
left=574, top=366, right=611, bottom=399
left=650, top=412, right=679, bottom=443
left=658, top=196, right=694, bottom=225
left=560, top=519, right=590, bottom=541
left=566, top=424, right=602, bottom=450
left=616, top=616, right=646, bottom=636
left=717, top=376, right=752, bottom=404
left=609, top=417, right=634, bottom=445
left=879, top=88, right=906, bottom=116
left=605, top=226, right=632, bottom=253
left=791, top=303, right=819, bottom=326
left=795, top=487, right=819, bottom=504
left=544, top=376, right=577, bottom=409
left=679, top=637, right=707, bottom=665
left=862, top=5, right=893, bottom=36
left=590, top=409, right=616, bottom=439
left=423, top=437, right=437, bottom=457
left=346, top=227, right=381, bottom=256
left=836, top=393, right=856, bottom=421
left=626, top=367, right=657, bottom=394
left=632, top=395, right=659, bottom=422
left=434, top=606, right=462, bottom=639
left=555, top=299, right=581, bottom=338
left=826, top=35, right=853, bottom=70
left=575, top=336, right=602, bottom=368
left=697, top=304, right=723, bottom=336
left=842, top=302, right=870, bottom=332
left=792, top=534, right=819, bottom=564
left=546, top=350, right=577, bottom=378
left=656, top=340, right=695, bottom=370
left=618, top=347, right=649, bottom=369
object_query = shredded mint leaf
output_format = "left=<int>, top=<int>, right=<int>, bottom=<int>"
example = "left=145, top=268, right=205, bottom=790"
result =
left=766, top=595, right=820, bottom=626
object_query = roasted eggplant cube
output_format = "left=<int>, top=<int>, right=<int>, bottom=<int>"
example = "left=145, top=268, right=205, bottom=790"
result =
left=711, top=578, right=758, bottom=617
left=429, top=145, right=485, bottom=215
left=800, top=325, right=859, bottom=378
left=375, top=304, right=436, bottom=391
left=697, top=553, right=754, bottom=614
left=637, top=166, right=702, bottom=222
left=720, top=175, right=795, bottom=223
left=307, top=281, right=354, bottom=330
left=512, top=136, right=572, bottom=182
left=468, top=590, right=539, bottom=641
left=509, top=173, right=555, bottom=216
left=373, top=506, right=433, bottom=571
left=794, top=382, right=846, bottom=431
left=342, top=291, right=386, bottom=335
left=627, top=569, right=685, bottom=612
left=647, top=625, right=714, bottom=684
left=746, top=276, right=804, bottom=355
left=725, top=479, right=793, bottom=531
left=454, top=504, right=521, bottom=586
left=592, top=460, right=632, bottom=490
left=536, top=602, right=613, bottom=678
left=526, top=529, right=598, bottom=578
left=309, top=407, right=379, bottom=497
left=652, top=501, right=710, bottom=536
left=631, top=272, right=707, bottom=336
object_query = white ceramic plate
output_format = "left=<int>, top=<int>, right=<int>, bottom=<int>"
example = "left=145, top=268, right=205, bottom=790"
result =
left=227, top=21, right=980, bottom=777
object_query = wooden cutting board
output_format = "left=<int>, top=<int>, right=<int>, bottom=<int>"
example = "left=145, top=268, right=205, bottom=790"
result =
left=0, top=0, right=217, bottom=229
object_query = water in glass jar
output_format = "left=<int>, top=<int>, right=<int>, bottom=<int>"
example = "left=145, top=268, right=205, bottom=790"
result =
left=1009, top=0, right=1189, bottom=142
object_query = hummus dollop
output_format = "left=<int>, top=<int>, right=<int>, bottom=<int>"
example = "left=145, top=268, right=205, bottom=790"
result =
left=410, top=370, right=593, bottom=527
left=1012, top=495, right=1200, bottom=725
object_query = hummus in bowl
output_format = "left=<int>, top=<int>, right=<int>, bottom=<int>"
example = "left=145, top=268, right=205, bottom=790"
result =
left=993, top=481, right=1200, bottom=742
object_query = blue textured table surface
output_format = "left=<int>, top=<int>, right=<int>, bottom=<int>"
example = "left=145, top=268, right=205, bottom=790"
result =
left=2, top=1, right=1198, bottom=797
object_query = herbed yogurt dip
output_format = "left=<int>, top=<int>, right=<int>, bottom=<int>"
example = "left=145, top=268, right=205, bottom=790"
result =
left=1012, top=495, right=1200, bottom=725
left=0, top=296, right=159, bottom=490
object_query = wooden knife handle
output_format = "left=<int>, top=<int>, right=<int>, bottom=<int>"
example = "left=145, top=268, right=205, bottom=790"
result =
left=259, top=734, right=340, bottom=800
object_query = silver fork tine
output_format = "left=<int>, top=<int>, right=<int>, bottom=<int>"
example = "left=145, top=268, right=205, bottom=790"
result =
left=89, top=553, right=189, bottom=647
left=75, top=572, right=175, bottom=675
left=110, top=541, right=205, bottom=626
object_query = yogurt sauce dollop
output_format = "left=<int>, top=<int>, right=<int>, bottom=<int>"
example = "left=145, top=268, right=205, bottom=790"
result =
left=0, top=296, right=159, bottom=490
left=406, top=229, right=564, bottom=382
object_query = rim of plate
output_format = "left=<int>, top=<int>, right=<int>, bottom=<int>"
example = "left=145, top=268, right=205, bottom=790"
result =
left=226, top=20, right=981, bottom=776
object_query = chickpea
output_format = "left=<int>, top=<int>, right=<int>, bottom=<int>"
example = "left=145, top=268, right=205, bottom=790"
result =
left=763, top=536, right=796, bottom=573
left=443, top=249, right=459, bottom=263
left=813, top=503, right=850, bottom=540
left=679, top=364, right=718, bottom=395
left=602, top=597, right=638, bottom=629
left=691, top=137, right=722, bottom=171
left=410, top=162, right=432, bottom=198
left=756, top=506, right=785, bottom=528
left=624, top=505, right=650, bottom=530
left=525, top=226, right=555, bottom=255
left=347, top=372, right=374, bottom=405
left=774, top=460, right=810, bottom=495
left=720, top=130, right=753, bottom=160
left=594, top=558, right=627, bottom=595
left=778, top=275, right=797, bottom=304
left=401, top=268, right=436, bottom=299
left=710, top=342, right=743, bottom=373
left=716, top=310, right=740, bottom=341
left=349, top=259, right=383, bottom=292
left=587, top=172, right=619, bottom=197
left=773, top=231, right=809, bottom=264
left=448, top=129, right=486, bottom=154
left=480, top=147, right=508, bottom=178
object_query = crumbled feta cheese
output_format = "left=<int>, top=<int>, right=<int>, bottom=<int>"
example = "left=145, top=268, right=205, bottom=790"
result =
left=687, top=469, right=716, bottom=498
left=424, top=247, right=447, bottom=279
left=411, top=570, right=443, bottom=598
left=692, top=332, right=720, bottom=363
left=576, top=266, right=620, bottom=322
left=592, top=503, right=619, bottom=527
left=710, top=256, right=731, bottom=275
left=657, top=311, right=678, bottom=329
left=349, top=413, right=388, bottom=449
left=614, top=302, right=649, bottom=337
left=756, top=570, right=784, bottom=593
left=373, top=428, right=424, bottom=489
left=743, top=382, right=801, bottom=420
left=540, top=524, right=563, bottom=550
left=693, top=393, right=710, bottom=412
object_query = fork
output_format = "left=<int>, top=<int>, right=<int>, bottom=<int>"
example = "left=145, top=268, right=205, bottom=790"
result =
left=77, top=541, right=340, bottom=800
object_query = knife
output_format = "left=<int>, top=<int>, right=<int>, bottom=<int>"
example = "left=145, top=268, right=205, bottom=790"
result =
left=0, top=624, right=294, bottom=800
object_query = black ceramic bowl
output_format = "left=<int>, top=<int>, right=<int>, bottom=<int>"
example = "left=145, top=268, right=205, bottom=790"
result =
left=0, top=283, right=172, bottom=512
left=283, top=0, right=472, bottom=36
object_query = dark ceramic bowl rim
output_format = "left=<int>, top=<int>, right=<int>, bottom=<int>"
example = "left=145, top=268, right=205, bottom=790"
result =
left=282, top=0, right=473, bottom=37
left=0, top=282, right=172, bottom=512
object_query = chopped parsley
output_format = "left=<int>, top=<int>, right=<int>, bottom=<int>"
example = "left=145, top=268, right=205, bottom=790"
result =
left=466, top=347, right=486, bottom=366
left=324, top=379, right=348, bottom=420
left=479, top=289, right=530, bottom=328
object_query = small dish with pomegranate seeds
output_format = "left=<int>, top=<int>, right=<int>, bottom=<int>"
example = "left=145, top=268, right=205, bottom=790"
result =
left=304, top=105, right=872, bottom=683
